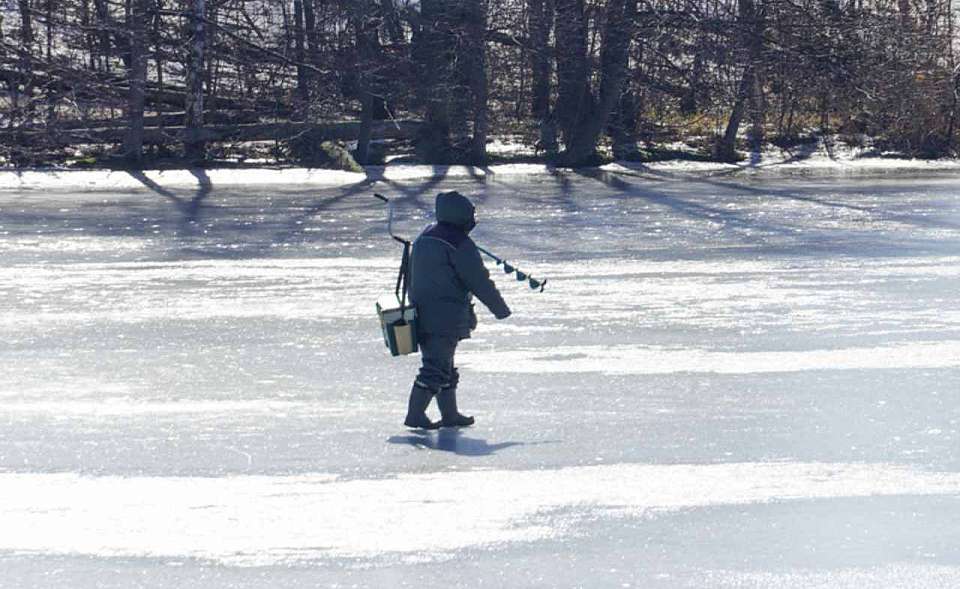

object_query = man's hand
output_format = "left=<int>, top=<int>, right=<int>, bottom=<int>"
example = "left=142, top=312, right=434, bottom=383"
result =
left=454, top=240, right=511, bottom=320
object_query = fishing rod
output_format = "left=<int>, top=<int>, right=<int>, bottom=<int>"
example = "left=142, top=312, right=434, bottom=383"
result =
left=373, top=193, right=547, bottom=292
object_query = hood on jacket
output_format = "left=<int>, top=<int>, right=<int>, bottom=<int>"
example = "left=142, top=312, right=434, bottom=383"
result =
left=435, top=191, right=476, bottom=233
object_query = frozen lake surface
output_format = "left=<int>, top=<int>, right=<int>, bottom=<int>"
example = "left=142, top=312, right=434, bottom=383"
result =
left=1, top=168, right=959, bottom=587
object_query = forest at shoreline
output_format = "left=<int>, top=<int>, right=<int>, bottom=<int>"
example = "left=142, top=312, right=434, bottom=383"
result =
left=2, top=0, right=958, bottom=170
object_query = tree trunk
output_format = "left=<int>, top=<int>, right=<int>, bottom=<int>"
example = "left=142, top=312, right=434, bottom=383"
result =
left=528, top=0, right=553, bottom=120
left=80, top=0, right=95, bottom=70
left=415, top=0, right=487, bottom=164
left=946, top=0, right=957, bottom=149
left=122, top=0, right=148, bottom=163
left=43, top=0, right=56, bottom=122
left=414, top=0, right=451, bottom=161
left=293, top=0, right=309, bottom=118
left=463, top=0, right=488, bottom=164
left=528, top=0, right=557, bottom=154
left=594, top=0, right=637, bottom=155
left=93, top=0, right=112, bottom=72
left=609, top=90, right=640, bottom=159
left=354, top=1, right=377, bottom=164
left=45, top=0, right=53, bottom=61
left=380, top=0, right=405, bottom=44
left=716, top=65, right=752, bottom=161
left=681, top=52, right=704, bottom=115
left=745, top=0, right=765, bottom=150
left=18, top=0, right=33, bottom=47
left=205, top=6, right=221, bottom=106
left=715, top=0, right=764, bottom=160
left=356, top=91, right=375, bottom=165
left=553, top=0, right=590, bottom=159
left=153, top=0, right=165, bottom=138
left=17, top=0, right=34, bottom=113
left=183, top=0, right=206, bottom=162
left=747, top=69, right=764, bottom=150
left=555, top=0, right=636, bottom=166
left=304, top=0, right=320, bottom=71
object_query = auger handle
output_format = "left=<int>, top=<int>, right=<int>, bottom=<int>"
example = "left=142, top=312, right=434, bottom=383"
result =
left=373, top=193, right=409, bottom=245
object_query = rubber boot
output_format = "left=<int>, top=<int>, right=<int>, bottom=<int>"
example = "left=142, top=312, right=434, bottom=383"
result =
left=437, top=387, right=475, bottom=427
left=404, top=384, right=440, bottom=430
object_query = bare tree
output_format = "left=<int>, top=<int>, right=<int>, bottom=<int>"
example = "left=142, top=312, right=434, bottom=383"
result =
left=463, top=0, right=489, bottom=164
left=528, top=0, right=556, bottom=154
left=122, top=0, right=149, bottom=163
left=16, top=0, right=35, bottom=113
left=413, top=0, right=489, bottom=164
left=353, top=0, right=379, bottom=164
left=293, top=0, right=309, bottom=118
left=184, top=0, right=206, bottom=162
left=3, top=0, right=960, bottom=167
left=554, top=0, right=637, bottom=166
left=715, top=0, right=764, bottom=161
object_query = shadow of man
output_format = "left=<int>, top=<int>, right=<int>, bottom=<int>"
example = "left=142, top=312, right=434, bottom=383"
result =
left=387, top=428, right=524, bottom=457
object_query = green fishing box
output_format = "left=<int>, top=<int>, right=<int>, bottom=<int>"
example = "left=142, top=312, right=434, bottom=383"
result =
left=376, top=294, right=418, bottom=356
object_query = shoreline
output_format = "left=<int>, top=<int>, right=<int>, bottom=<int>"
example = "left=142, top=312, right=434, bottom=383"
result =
left=3, top=155, right=960, bottom=192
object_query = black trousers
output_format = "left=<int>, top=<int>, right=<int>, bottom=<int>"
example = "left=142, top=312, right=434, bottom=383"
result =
left=415, top=333, right=460, bottom=393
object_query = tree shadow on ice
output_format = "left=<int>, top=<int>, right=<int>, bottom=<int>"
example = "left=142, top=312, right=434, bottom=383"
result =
left=269, top=164, right=462, bottom=248
left=695, top=174, right=960, bottom=232
left=387, top=428, right=526, bottom=456
left=35, top=164, right=488, bottom=258
left=570, top=167, right=800, bottom=246
left=127, top=169, right=212, bottom=235
left=266, top=177, right=383, bottom=247
left=467, top=167, right=585, bottom=257
left=600, top=163, right=960, bottom=234
left=569, top=166, right=960, bottom=257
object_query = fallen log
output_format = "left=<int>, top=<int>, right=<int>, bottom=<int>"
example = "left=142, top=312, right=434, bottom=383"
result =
left=0, top=66, right=289, bottom=114
left=55, top=110, right=262, bottom=131
left=0, top=120, right=421, bottom=147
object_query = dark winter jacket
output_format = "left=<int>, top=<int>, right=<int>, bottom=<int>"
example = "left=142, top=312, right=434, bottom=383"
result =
left=410, top=191, right=511, bottom=339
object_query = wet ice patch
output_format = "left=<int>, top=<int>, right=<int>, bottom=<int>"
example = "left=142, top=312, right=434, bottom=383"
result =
left=3, top=256, right=958, bottom=333
left=461, top=341, right=960, bottom=375
left=0, top=236, right=150, bottom=254
left=705, top=564, right=960, bottom=589
left=0, top=257, right=397, bottom=325
left=1, top=462, right=960, bottom=566
left=0, top=399, right=341, bottom=416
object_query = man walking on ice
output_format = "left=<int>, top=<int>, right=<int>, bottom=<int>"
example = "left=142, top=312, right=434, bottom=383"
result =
left=404, top=191, right=512, bottom=429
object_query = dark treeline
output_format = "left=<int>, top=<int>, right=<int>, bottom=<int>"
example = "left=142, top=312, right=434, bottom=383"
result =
left=1, top=0, right=957, bottom=168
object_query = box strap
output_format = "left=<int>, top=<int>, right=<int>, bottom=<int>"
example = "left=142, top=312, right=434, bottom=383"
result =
left=394, top=240, right=412, bottom=318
